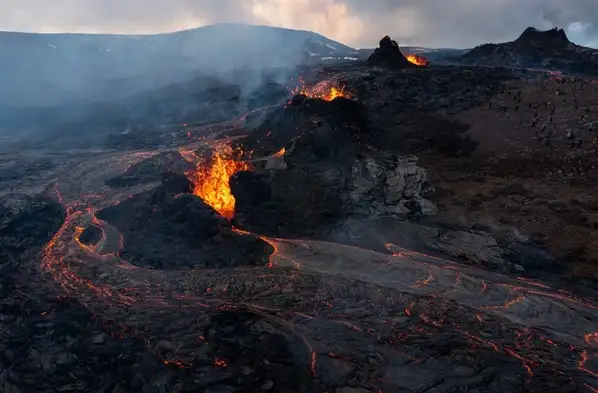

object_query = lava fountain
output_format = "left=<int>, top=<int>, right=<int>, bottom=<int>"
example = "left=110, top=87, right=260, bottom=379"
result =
left=291, top=77, right=353, bottom=101
left=185, top=148, right=249, bottom=220
left=406, top=53, right=430, bottom=66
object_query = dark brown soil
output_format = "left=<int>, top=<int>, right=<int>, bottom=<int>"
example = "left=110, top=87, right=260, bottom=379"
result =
left=419, top=76, right=598, bottom=279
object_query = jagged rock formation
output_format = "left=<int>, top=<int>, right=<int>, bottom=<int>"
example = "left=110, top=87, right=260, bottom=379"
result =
left=231, top=149, right=436, bottom=239
left=229, top=95, right=436, bottom=238
left=457, top=27, right=598, bottom=75
left=367, top=35, right=416, bottom=69
left=350, top=154, right=436, bottom=216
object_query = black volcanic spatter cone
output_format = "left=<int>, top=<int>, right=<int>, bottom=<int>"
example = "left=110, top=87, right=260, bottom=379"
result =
left=161, top=170, right=193, bottom=194
left=514, top=27, right=571, bottom=49
left=367, top=35, right=415, bottom=69
left=150, top=170, right=193, bottom=206
left=95, top=169, right=274, bottom=270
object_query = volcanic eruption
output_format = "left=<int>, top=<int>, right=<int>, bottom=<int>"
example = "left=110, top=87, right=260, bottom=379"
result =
left=367, top=35, right=416, bottom=69
left=291, top=77, right=353, bottom=101
left=9, top=20, right=598, bottom=393
left=406, top=53, right=430, bottom=66
left=184, top=148, right=249, bottom=220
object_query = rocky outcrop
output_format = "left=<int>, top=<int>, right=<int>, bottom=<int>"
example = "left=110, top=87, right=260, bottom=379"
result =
left=230, top=150, right=436, bottom=242
left=367, top=36, right=415, bottom=69
left=350, top=154, right=436, bottom=216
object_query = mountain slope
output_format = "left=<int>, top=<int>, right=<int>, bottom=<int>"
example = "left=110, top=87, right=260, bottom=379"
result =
left=0, top=23, right=357, bottom=107
left=456, top=27, right=598, bottom=74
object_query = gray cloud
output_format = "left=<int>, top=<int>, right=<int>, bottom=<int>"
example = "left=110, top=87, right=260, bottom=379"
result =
left=1, top=0, right=598, bottom=48
left=344, top=0, right=598, bottom=48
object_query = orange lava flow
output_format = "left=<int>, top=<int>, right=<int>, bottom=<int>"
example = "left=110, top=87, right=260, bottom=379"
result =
left=586, top=332, right=598, bottom=346
left=273, top=147, right=286, bottom=158
left=291, top=78, right=353, bottom=101
left=406, top=54, right=429, bottom=66
left=187, top=151, right=249, bottom=220
left=39, top=180, right=598, bottom=381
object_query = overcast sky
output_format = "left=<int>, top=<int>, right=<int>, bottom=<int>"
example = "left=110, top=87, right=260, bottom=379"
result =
left=2, top=0, right=598, bottom=49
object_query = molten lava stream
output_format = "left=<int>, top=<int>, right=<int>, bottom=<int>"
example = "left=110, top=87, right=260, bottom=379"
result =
left=187, top=150, right=249, bottom=219
left=42, top=165, right=598, bottom=383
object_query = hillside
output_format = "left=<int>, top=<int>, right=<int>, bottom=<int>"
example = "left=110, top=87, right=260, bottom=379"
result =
left=457, top=27, right=598, bottom=74
left=0, top=23, right=357, bottom=107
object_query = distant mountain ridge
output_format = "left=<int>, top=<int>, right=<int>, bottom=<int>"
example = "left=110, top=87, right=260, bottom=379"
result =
left=0, top=23, right=357, bottom=106
left=456, top=27, right=598, bottom=74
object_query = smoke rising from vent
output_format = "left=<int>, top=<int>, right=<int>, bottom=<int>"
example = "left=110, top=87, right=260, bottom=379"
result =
left=2, top=0, right=598, bottom=145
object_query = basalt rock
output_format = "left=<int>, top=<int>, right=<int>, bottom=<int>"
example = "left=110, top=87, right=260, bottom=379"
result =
left=231, top=87, right=435, bottom=237
left=367, top=35, right=415, bottom=69
left=265, top=94, right=372, bottom=142
left=350, top=153, right=436, bottom=216
left=0, top=193, right=65, bottom=253
left=150, top=170, right=193, bottom=205
left=230, top=171, right=272, bottom=207
left=231, top=149, right=435, bottom=238
left=105, top=151, right=194, bottom=188
left=96, top=172, right=273, bottom=269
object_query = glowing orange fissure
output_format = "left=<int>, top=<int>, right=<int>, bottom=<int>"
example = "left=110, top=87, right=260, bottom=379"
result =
left=291, top=78, right=353, bottom=101
left=406, top=54, right=429, bottom=66
left=187, top=150, right=249, bottom=220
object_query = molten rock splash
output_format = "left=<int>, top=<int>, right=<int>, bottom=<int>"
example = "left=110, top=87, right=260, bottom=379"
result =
left=406, top=54, right=430, bottom=66
left=291, top=78, right=353, bottom=101
left=186, top=149, right=249, bottom=220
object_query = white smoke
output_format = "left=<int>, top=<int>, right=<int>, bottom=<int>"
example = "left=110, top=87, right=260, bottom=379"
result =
left=566, top=21, right=598, bottom=48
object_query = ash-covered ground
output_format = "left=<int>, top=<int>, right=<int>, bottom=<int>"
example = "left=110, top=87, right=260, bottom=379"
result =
left=3, top=51, right=598, bottom=393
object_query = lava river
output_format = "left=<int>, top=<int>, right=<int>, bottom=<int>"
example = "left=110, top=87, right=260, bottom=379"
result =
left=39, top=143, right=598, bottom=391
